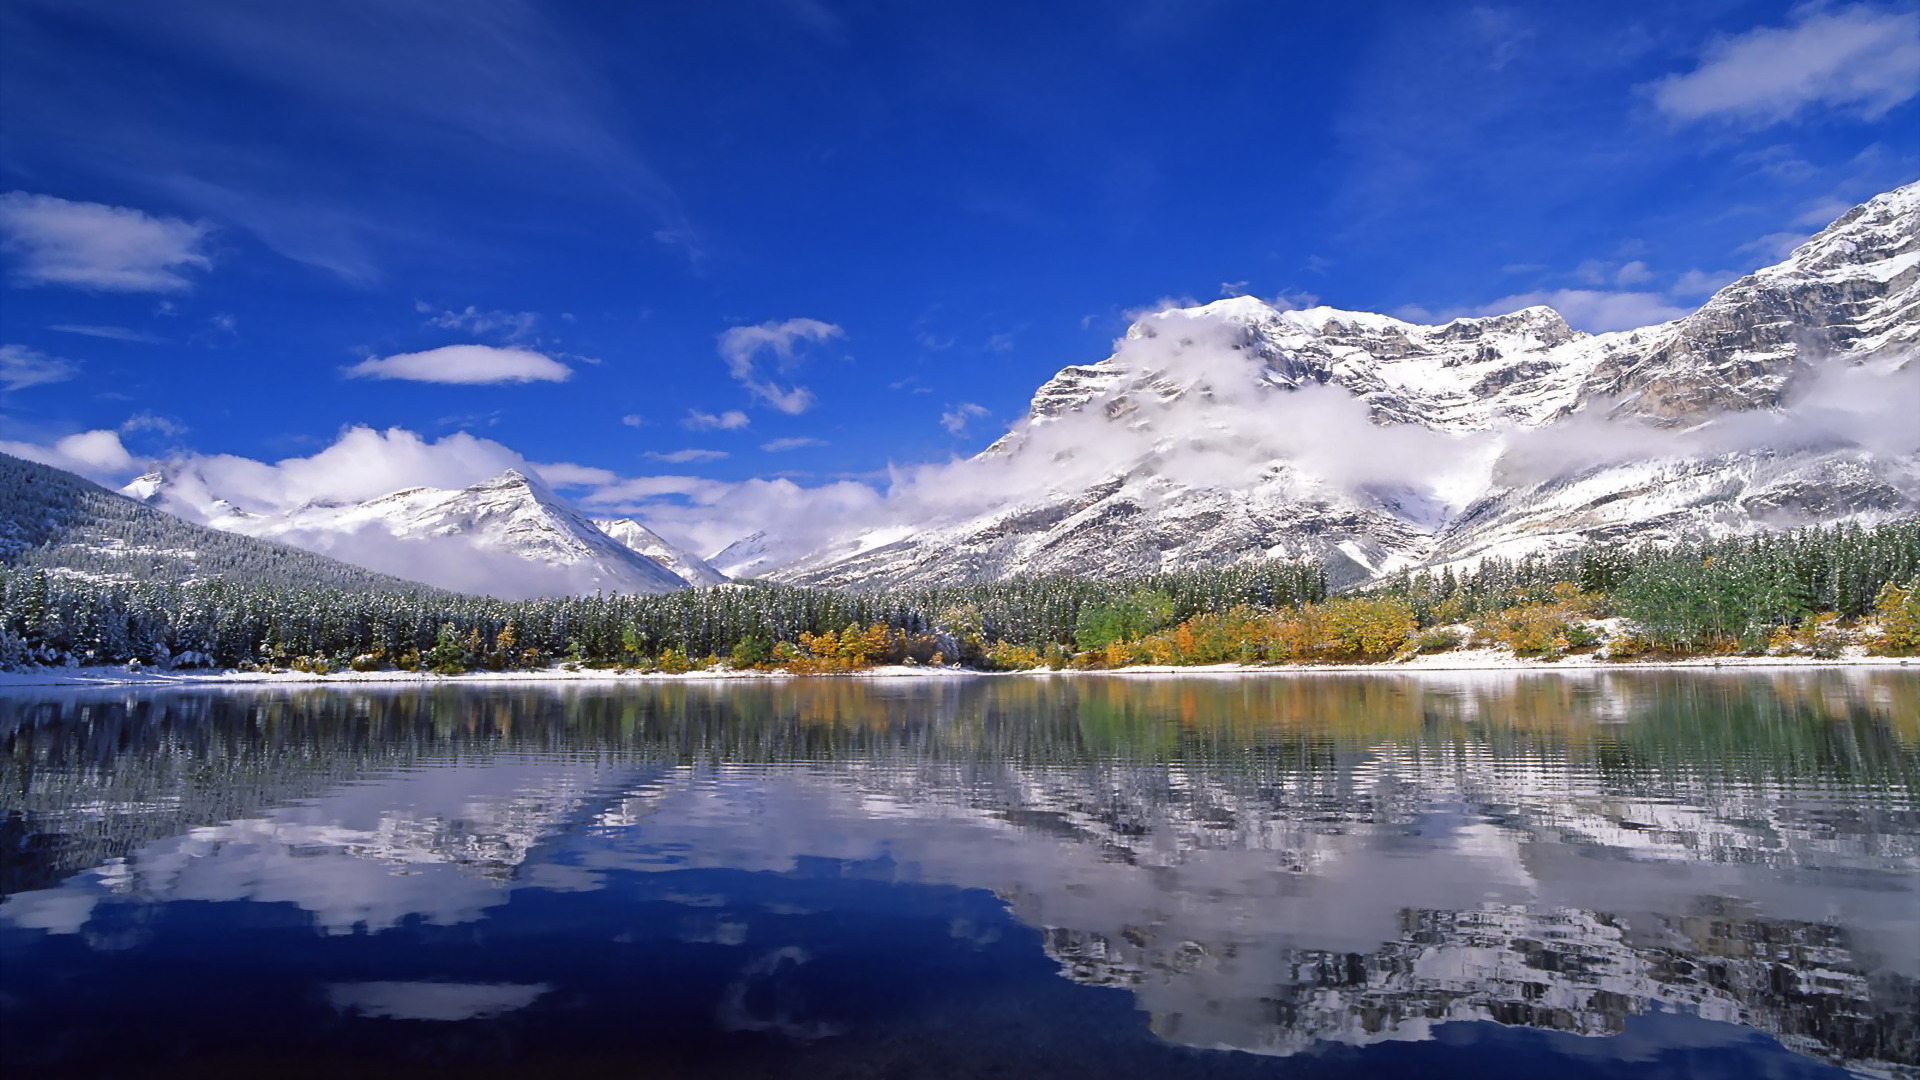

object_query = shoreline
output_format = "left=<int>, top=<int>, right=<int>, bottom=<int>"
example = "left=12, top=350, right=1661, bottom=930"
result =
left=0, top=649, right=1912, bottom=690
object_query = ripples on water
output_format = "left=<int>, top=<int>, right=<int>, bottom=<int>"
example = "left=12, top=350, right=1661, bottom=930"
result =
left=1, top=671, right=1916, bottom=1078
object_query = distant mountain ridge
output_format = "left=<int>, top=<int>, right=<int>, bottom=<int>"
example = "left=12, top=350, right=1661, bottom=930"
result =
left=124, top=467, right=708, bottom=600
left=0, top=451, right=456, bottom=596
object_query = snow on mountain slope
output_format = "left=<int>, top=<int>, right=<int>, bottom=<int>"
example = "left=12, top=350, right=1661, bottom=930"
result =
left=128, top=468, right=691, bottom=599
left=1581, top=181, right=1918, bottom=423
left=1, top=451, right=455, bottom=598
left=591, top=517, right=728, bottom=586
left=708, top=530, right=783, bottom=580
left=766, top=180, right=1920, bottom=588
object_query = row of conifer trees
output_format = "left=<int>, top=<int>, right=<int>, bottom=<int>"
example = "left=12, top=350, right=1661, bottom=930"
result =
left=3, top=522, right=1916, bottom=671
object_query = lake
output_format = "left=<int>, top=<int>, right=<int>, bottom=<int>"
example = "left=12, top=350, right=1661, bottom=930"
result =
left=2, top=671, right=1916, bottom=1078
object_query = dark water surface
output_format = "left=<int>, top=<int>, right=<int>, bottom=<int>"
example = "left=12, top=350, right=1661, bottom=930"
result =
left=2, top=671, right=1917, bottom=1079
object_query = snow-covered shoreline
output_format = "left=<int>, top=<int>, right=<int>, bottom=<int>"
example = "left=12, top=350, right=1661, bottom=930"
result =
left=0, top=649, right=1912, bottom=690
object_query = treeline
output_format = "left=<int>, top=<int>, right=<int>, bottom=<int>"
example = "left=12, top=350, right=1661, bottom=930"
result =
left=1373, top=522, right=1920, bottom=653
left=0, top=558, right=1326, bottom=672
left=3, top=523, right=1917, bottom=673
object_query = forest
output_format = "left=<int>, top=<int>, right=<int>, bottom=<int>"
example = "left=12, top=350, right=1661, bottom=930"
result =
left=3, top=520, right=1917, bottom=673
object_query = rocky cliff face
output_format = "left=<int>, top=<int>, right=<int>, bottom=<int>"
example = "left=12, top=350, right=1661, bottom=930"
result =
left=770, top=181, right=1919, bottom=588
left=1583, top=183, right=1918, bottom=423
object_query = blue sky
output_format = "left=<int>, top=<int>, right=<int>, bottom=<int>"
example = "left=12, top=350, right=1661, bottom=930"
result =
left=1, top=0, right=1916, bottom=550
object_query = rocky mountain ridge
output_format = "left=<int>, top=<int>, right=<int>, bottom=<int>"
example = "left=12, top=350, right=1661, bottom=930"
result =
left=765, top=180, right=1918, bottom=588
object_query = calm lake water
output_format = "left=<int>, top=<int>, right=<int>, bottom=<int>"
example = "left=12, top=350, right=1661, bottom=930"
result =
left=2, top=671, right=1917, bottom=1079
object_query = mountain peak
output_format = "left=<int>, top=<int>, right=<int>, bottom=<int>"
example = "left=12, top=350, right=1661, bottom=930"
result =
left=592, top=517, right=729, bottom=586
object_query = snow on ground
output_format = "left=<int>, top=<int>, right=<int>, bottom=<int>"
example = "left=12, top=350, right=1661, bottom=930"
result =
left=0, top=653, right=1909, bottom=690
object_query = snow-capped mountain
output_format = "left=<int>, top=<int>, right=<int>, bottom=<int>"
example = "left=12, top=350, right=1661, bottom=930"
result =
left=591, top=517, right=728, bottom=586
left=708, top=530, right=782, bottom=580
left=126, top=468, right=695, bottom=599
left=762, top=181, right=1919, bottom=588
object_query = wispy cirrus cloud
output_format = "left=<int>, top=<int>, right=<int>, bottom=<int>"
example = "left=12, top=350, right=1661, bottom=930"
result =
left=940, top=402, right=991, bottom=435
left=717, top=318, right=843, bottom=414
left=1669, top=268, right=1742, bottom=298
left=683, top=409, right=751, bottom=431
left=0, top=192, right=211, bottom=291
left=345, top=344, right=572, bottom=385
left=644, top=448, right=729, bottom=463
left=417, top=302, right=541, bottom=341
left=1649, top=4, right=1920, bottom=125
left=0, top=344, right=81, bottom=391
left=2, top=0, right=701, bottom=283
left=121, top=411, right=188, bottom=437
left=761, top=436, right=826, bottom=452
left=49, top=324, right=167, bottom=344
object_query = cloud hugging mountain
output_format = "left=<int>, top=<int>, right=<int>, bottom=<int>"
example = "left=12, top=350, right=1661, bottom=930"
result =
left=91, top=180, right=1920, bottom=597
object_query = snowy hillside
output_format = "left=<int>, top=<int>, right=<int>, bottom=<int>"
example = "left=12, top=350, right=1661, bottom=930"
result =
left=760, top=180, right=1919, bottom=588
left=127, top=468, right=694, bottom=599
left=0, top=451, right=455, bottom=596
left=591, top=517, right=727, bottom=586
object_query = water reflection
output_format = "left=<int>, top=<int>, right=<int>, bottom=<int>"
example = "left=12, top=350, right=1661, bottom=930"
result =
left=2, top=671, right=1916, bottom=1077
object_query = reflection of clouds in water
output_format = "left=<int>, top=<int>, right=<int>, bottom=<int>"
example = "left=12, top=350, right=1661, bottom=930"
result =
left=557, top=763, right=1919, bottom=1063
left=2, top=759, right=637, bottom=935
left=681, top=916, right=750, bottom=946
left=716, top=947, right=841, bottom=1040
left=4, top=720, right=1914, bottom=1068
left=325, top=981, right=549, bottom=1022
left=0, top=888, right=99, bottom=934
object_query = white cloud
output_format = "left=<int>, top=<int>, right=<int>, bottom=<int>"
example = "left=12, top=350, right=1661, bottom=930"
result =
left=344, top=345, right=572, bottom=385
left=1475, top=289, right=1689, bottom=333
left=1739, top=231, right=1811, bottom=261
left=1613, top=260, right=1653, bottom=286
left=1399, top=287, right=1691, bottom=333
left=48, top=324, right=165, bottom=344
left=1793, top=196, right=1858, bottom=228
left=683, top=409, right=750, bottom=431
left=529, top=461, right=617, bottom=487
left=1670, top=268, right=1741, bottom=297
left=940, top=403, right=991, bottom=435
left=716, top=318, right=842, bottom=414
left=761, top=437, right=826, bottom=452
left=0, top=344, right=79, bottom=391
left=150, top=427, right=527, bottom=515
left=0, top=192, right=211, bottom=291
left=0, top=429, right=136, bottom=480
left=621, top=414, right=645, bottom=427
left=121, top=411, right=187, bottom=437
left=417, top=303, right=540, bottom=340
left=1576, top=259, right=1655, bottom=288
left=1650, top=4, right=1920, bottom=125
left=645, top=448, right=729, bottom=463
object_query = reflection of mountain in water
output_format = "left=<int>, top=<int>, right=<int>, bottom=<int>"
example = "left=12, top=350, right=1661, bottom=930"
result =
left=2, top=672, right=1916, bottom=1075
left=1051, top=904, right=1918, bottom=1075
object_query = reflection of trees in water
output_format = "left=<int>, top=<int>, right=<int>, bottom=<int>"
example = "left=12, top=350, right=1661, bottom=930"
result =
left=3, top=672, right=1915, bottom=895
left=2, top=671, right=1917, bottom=1074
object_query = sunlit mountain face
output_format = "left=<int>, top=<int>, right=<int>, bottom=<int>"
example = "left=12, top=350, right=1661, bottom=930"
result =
left=3, top=673, right=1916, bottom=1078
